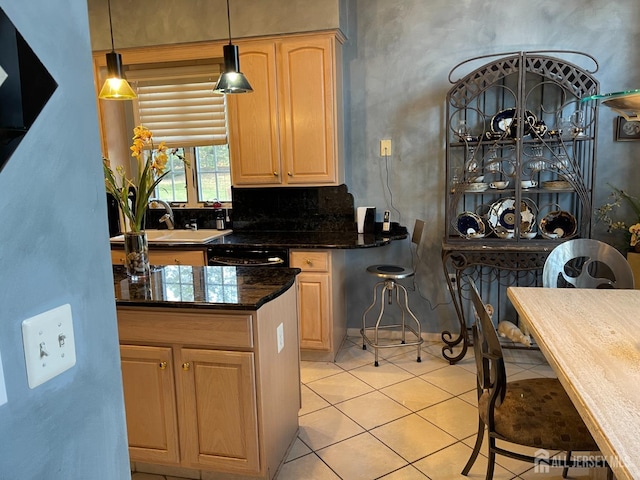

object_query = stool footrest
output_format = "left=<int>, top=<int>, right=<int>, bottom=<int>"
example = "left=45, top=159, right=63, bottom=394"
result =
left=361, top=275, right=423, bottom=366
left=361, top=326, right=423, bottom=349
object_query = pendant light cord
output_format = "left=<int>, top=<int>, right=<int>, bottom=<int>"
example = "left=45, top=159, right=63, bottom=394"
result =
left=225, top=0, right=232, bottom=45
left=107, top=0, right=115, bottom=51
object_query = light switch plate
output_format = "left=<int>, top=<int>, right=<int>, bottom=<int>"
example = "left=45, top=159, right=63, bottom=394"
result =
left=22, top=304, right=76, bottom=389
left=0, top=350, right=7, bottom=406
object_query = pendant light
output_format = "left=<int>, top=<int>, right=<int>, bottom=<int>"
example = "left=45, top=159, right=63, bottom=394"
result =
left=213, top=0, right=253, bottom=94
left=98, top=0, right=136, bottom=100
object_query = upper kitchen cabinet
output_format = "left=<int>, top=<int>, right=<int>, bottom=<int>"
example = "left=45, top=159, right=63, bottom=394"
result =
left=227, top=32, right=345, bottom=187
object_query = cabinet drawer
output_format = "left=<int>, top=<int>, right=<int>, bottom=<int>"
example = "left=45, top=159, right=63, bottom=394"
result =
left=290, top=250, right=329, bottom=272
left=111, top=249, right=126, bottom=265
left=111, top=249, right=206, bottom=266
left=149, top=249, right=206, bottom=266
left=117, top=307, right=254, bottom=349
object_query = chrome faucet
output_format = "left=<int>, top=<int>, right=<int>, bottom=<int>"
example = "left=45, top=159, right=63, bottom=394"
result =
left=149, top=199, right=174, bottom=230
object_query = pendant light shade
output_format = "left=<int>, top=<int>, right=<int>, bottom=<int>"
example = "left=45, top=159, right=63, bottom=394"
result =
left=98, top=0, right=136, bottom=100
left=213, top=44, right=253, bottom=93
left=213, top=0, right=253, bottom=94
left=99, top=51, right=137, bottom=100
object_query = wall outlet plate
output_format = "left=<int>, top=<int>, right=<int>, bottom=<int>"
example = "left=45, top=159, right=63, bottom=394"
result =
left=380, top=139, right=392, bottom=156
left=276, top=323, right=284, bottom=353
left=22, top=304, right=76, bottom=389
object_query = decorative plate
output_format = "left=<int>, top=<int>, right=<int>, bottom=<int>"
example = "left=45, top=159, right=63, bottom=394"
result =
left=464, top=182, right=489, bottom=192
left=542, top=180, right=572, bottom=190
left=491, top=108, right=537, bottom=138
left=487, top=198, right=536, bottom=234
left=455, top=211, right=486, bottom=238
left=539, top=210, right=577, bottom=239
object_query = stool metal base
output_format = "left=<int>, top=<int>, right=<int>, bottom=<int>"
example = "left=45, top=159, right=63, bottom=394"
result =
left=361, top=276, right=423, bottom=367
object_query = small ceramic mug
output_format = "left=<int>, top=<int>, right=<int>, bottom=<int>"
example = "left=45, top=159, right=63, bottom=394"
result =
left=521, top=180, right=538, bottom=189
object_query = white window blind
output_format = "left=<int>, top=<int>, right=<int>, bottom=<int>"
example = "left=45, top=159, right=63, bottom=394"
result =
left=127, top=64, right=226, bottom=148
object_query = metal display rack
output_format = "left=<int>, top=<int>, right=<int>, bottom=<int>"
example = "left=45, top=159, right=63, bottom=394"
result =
left=441, top=51, right=599, bottom=364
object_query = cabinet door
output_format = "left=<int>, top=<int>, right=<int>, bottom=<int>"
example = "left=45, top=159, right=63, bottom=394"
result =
left=120, top=345, right=180, bottom=465
left=297, top=272, right=331, bottom=350
left=228, top=42, right=282, bottom=185
left=279, top=36, right=337, bottom=185
left=176, top=348, right=260, bottom=474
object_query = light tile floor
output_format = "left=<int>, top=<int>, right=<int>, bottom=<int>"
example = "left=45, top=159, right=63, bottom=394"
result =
left=132, top=335, right=599, bottom=480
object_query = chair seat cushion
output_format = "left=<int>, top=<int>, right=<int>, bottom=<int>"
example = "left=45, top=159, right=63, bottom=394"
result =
left=479, top=377, right=599, bottom=451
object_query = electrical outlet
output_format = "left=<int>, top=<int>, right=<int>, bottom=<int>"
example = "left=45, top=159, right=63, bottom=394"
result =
left=276, top=323, right=284, bottom=353
left=380, top=139, right=392, bottom=156
left=22, top=304, right=76, bottom=389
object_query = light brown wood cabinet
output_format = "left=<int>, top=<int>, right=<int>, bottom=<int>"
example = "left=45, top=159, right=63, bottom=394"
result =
left=290, top=249, right=345, bottom=360
left=117, top=285, right=300, bottom=479
left=120, top=345, right=180, bottom=465
left=111, top=248, right=207, bottom=266
left=228, top=32, right=344, bottom=187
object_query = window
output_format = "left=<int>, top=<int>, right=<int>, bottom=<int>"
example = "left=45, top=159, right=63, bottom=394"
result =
left=153, top=145, right=232, bottom=204
left=127, top=63, right=231, bottom=205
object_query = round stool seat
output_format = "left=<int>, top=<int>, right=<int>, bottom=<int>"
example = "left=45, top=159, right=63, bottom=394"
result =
left=366, top=264, right=414, bottom=280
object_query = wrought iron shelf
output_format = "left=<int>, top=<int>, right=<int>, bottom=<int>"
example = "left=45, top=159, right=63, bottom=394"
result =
left=441, top=51, right=599, bottom=364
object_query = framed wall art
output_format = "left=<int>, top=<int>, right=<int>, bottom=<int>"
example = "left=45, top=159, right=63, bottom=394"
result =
left=615, top=116, right=640, bottom=141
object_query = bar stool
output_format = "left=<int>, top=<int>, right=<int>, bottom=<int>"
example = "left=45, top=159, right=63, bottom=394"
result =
left=361, top=220, right=424, bottom=366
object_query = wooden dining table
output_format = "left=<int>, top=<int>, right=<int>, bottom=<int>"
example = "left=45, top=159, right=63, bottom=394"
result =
left=507, top=287, right=640, bottom=480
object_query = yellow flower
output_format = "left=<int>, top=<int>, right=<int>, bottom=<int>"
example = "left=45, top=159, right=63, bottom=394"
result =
left=104, top=125, right=182, bottom=233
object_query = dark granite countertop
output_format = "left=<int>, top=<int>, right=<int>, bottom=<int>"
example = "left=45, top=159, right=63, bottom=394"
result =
left=110, top=224, right=407, bottom=250
left=113, top=265, right=300, bottom=310
left=215, top=225, right=407, bottom=249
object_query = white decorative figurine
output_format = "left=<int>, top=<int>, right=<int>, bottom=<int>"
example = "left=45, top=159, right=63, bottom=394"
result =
left=497, top=320, right=532, bottom=347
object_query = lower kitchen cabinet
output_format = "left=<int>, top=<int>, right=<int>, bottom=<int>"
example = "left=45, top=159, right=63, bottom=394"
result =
left=120, top=345, right=180, bottom=465
left=120, top=345, right=259, bottom=473
left=111, top=248, right=207, bottom=266
left=177, top=348, right=259, bottom=472
left=117, top=285, right=300, bottom=479
left=290, top=249, right=345, bottom=360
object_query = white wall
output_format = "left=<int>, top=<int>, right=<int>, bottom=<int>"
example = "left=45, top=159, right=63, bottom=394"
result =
left=0, top=1, right=130, bottom=478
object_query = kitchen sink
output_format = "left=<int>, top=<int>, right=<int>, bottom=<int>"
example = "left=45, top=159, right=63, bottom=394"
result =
left=110, top=229, right=232, bottom=244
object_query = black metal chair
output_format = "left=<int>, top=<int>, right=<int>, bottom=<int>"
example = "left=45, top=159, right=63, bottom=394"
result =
left=462, top=281, right=612, bottom=480
left=543, top=238, right=634, bottom=288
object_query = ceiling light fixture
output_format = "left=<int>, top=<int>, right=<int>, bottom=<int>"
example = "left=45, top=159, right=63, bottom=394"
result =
left=213, top=0, right=253, bottom=94
left=98, top=0, right=136, bottom=100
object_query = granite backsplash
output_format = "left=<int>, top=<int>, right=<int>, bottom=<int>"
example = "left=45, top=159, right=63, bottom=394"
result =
left=142, top=185, right=358, bottom=233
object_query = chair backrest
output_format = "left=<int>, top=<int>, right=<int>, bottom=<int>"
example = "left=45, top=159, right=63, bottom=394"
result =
left=542, top=239, right=634, bottom=288
left=469, top=281, right=507, bottom=410
left=411, top=219, right=425, bottom=246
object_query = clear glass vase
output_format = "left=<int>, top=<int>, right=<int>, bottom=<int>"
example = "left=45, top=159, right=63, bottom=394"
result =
left=123, top=231, right=150, bottom=280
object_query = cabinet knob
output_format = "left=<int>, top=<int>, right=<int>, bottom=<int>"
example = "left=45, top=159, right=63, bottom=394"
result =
left=182, top=362, right=191, bottom=371
left=174, top=259, right=181, bottom=264
left=159, top=361, right=167, bottom=370
left=306, top=259, right=313, bottom=266
left=273, top=171, right=279, bottom=176
left=287, top=172, right=293, bottom=177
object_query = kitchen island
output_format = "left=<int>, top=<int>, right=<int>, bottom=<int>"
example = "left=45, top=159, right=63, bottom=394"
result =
left=113, top=265, right=301, bottom=480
